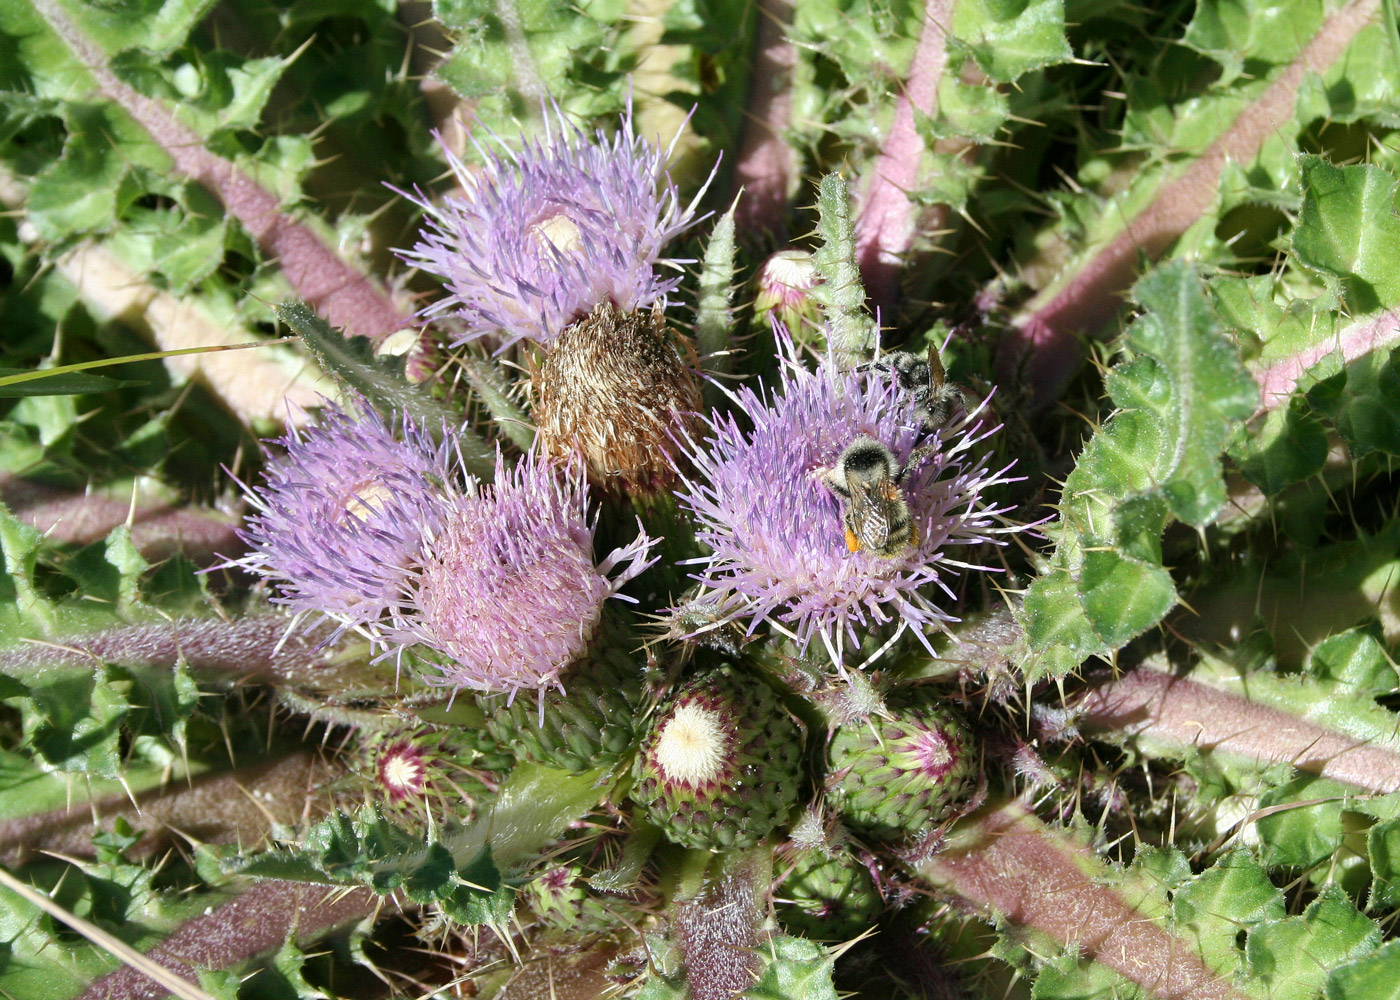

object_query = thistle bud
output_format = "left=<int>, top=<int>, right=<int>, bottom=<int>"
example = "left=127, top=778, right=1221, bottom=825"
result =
left=754, top=250, right=822, bottom=334
left=478, top=619, right=644, bottom=774
left=533, top=302, right=703, bottom=497
left=826, top=694, right=978, bottom=841
left=630, top=665, right=804, bottom=850
left=777, top=848, right=883, bottom=941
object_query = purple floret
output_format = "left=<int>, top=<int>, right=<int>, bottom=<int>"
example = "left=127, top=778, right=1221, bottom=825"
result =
left=673, top=342, right=1023, bottom=662
left=393, top=101, right=711, bottom=352
left=392, top=453, right=657, bottom=696
left=225, top=401, right=456, bottom=641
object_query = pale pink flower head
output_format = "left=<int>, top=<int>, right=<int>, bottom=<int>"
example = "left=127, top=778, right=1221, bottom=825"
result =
left=226, top=400, right=455, bottom=641
left=673, top=340, right=1023, bottom=661
left=393, top=101, right=710, bottom=352
left=393, top=453, right=657, bottom=696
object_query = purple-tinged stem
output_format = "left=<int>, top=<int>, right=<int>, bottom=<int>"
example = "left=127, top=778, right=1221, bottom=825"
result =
left=1007, top=0, right=1380, bottom=399
left=731, top=0, right=798, bottom=238
left=0, top=616, right=333, bottom=685
left=0, top=752, right=335, bottom=865
left=1252, top=306, right=1400, bottom=417
left=853, top=0, right=954, bottom=317
left=1, top=476, right=242, bottom=565
left=31, top=0, right=413, bottom=341
left=920, top=800, right=1251, bottom=1000
left=1074, top=667, right=1400, bottom=794
left=75, top=880, right=383, bottom=1000
left=674, top=855, right=764, bottom=1000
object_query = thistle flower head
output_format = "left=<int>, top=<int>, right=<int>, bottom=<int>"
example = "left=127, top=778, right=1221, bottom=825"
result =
left=226, top=400, right=454, bottom=639
left=673, top=341, right=1022, bottom=661
left=393, top=101, right=710, bottom=352
left=394, top=452, right=657, bottom=696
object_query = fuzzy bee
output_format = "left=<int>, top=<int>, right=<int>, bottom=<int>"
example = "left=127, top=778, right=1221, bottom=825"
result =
left=856, top=343, right=963, bottom=435
left=818, top=436, right=931, bottom=558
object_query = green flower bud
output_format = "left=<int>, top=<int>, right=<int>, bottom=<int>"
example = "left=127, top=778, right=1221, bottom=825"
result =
left=479, top=620, right=643, bottom=774
left=631, top=665, right=805, bottom=849
left=826, top=694, right=978, bottom=841
left=777, top=848, right=883, bottom=941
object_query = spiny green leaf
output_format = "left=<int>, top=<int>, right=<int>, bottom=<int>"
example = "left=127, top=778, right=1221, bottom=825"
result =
left=949, top=0, right=1072, bottom=83
left=1326, top=939, right=1400, bottom=1000
left=1182, top=0, right=1325, bottom=85
left=274, top=301, right=495, bottom=479
left=742, top=935, right=838, bottom=1000
left=1171, top=852, right=1283, bottom=974
left=1024, top=262, right=1256, bottom=677
left=1245, top=885, right=1379, bottom=1000
left=1256, top=774, right=1350, bottom=868
left=1294, top=156, right=1400, bottom=314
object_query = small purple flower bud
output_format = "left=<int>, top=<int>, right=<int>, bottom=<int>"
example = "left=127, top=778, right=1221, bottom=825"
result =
left=224, top=401, right=455, bottom=641
left=376, top=739, right=431, bottom=803
left=673, top=338, right=1024, bottom=661
left=392, top=453, right=658, bottom=696
left=392, top=102, right=711, bottom=352
left=754, top=249, right=822, bottom=334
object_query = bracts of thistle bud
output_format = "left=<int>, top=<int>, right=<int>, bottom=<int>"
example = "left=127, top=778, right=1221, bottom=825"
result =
left=477, top=612, right=645, bottom=774
left=385, top=451, right=658, bottom=698
left=217, top=399, right=460, bottom=645
left=630, top=665, right=805, bottom=850
left=671, top=331, right=1026, bottom=663
left=826, top=690, right=979, bottom=842
left=533, top=301, right=704, bottom=497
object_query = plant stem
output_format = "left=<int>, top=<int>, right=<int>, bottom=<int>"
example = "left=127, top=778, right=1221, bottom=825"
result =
left=731, top=0, right=799, bottom=238
left=919, top=800, right=1252, bottom=1000
left=74, top=880, right=382, bottom=1000
left=1006, top=0, right=1380, bottom=401
left=853, top=0, right=954, bottom=319
left=1074, top=667, right=1400, bottom=794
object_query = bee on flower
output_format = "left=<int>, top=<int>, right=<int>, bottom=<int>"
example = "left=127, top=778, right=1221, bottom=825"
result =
left=671, top=333, right=1024, bottom=663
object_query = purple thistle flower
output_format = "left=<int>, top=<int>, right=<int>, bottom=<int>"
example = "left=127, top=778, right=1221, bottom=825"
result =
left=392, top=101, right=711, bottom=352
left=673, top=342, right=1023, bottom=662
left=393, top=453, right=657, bottom=696
left=225, top=401, right=455, bottom=640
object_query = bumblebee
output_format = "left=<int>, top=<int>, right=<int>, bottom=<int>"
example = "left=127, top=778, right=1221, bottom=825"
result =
left=856, top=343, right=963, bottom=434
left=819, top=436, right=927, bottom=557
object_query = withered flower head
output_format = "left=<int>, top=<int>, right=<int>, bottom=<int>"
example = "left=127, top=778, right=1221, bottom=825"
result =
left=532, top=301, right=702, bottom=496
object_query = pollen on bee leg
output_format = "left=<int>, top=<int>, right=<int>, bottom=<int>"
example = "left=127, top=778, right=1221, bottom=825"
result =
left=845, top=528, right=861, bottom=552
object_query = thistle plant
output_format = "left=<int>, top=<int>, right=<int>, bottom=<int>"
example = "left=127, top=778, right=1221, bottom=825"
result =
left=5, top=2, right=1400, bottom=1000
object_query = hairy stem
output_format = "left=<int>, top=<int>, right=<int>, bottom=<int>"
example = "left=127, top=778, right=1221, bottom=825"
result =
left=1074, top=667, right=1400, bottom=794
left=919, top=800, right=1251, bottom=1000
left=32, top=0, right=413, bottom=341
left=1253, top=304, right=1400, bottom=417
left=75, top=880, right=383, bottom=1000
left=673, top=850, right=767, bottom=1000
left=0, top=616, right=335, bottom=686
left=854, top=0, right=954, bottom=318
left=731, top=0, right=799, bottom=237
left=0, top=752, right=337, bottom=865
left=0, top=475, right=242, bottom=565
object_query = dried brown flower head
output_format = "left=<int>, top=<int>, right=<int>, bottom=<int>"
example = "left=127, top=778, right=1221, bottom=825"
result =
left=533, top=301, right=703, bottom=496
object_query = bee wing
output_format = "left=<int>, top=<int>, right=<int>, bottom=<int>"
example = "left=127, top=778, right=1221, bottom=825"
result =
left=844, top=475, right=892, bottom=550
